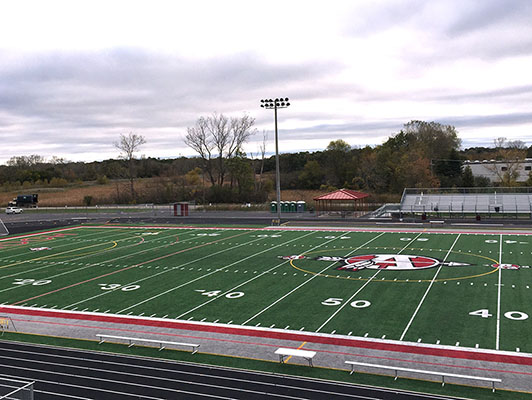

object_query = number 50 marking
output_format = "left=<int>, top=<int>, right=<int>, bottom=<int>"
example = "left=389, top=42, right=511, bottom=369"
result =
left=321, top=297, right=371, bottom=308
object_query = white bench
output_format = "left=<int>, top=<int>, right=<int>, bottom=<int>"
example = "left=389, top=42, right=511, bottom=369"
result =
left=275, top=348, right=316, bottom=367
left=429, top=220, right=444, bottom=226
left=97, top=334, right=200, bottom=354
left=345, top=361, right=501, bottom=392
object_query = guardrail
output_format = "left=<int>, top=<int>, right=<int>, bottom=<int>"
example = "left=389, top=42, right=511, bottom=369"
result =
left=97, top=334, right=200, bottom=354
left=345, top=361, right=501, bottom=392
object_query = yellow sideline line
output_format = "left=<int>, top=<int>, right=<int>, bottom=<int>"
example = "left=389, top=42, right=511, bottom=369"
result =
left=284, top=341, right=307, bottom=363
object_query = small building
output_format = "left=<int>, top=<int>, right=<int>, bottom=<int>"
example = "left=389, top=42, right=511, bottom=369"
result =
left=465, top=159, right=532, bottom=183
left=313, top=189, right=369, bottom=217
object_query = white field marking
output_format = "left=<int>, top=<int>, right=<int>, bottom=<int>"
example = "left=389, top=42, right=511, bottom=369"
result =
left=315, top=269, right=380, bottom=333
left=3, top=348, right=395, bottom=400
left=399, top=233, right=462, bottom=341
left=242, top=232, right=387, bottom=326
left=0, top=228, right=161, bottom=289
left=0, top=227, right=111, bottom=262
left=496, top=233, right=503, bottom=351
left=0, top=229, right=198, bottom=295
left=315, top=232, right=424, bottom=334
left=66, top=231, right=274, bottom=310
left=176, top=231, right=336, bottom=318
left=116, top=230, right=313, bottom=314
left=0, top=227, right=141, bottom=274
left=0, top=361, right=236, bottom=400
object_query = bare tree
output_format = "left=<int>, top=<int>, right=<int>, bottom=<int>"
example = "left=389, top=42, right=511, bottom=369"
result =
left=257, top=130, right=268, bottom=191
left=114, top=132, right=146, bottom=201
left=185, top=113, right=256, bottom=186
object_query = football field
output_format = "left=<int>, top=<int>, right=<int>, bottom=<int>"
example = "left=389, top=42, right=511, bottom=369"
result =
left=1, top=224, right=532, bottom=354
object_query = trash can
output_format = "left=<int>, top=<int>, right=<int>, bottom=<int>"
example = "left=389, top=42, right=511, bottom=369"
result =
left=296, top=201, right=306, bottom=213
left=270, top=201, right=277, bottom=213
left=289, top=201, right=296, bottom=213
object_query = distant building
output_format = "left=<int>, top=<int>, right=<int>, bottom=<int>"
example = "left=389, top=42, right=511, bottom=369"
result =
left=464, top=159, right=532, bottom=183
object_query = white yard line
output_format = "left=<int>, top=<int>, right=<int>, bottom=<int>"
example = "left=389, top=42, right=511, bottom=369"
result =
left=315, top=232, right=424, bottom=334
left=176, top=231, right=316, bottom=318
left=399, top=233, right=462, bottom=341
left=496, top=233, right=503, bottom=351
left=115, top=230, right=310, bottom=314
left=0, top=229, right=196, bottom=295
left=315, top=270, right=380, bottom=333
left=65, top=230, right=269, bottom=310
left=0, top=227, right=112, bottom=261
left=0, top=227, right=139, bottom=271
left=242, top=231, right=387, bottom=326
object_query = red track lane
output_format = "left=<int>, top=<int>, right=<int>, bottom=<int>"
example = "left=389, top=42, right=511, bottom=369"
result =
left=2, top=305, right=532, bottom=366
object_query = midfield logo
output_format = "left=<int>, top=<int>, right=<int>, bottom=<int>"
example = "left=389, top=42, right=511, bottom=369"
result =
left=316, top=254, right=470, bottom=271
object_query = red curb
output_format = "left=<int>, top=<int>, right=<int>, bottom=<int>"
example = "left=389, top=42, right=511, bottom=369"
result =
left=2, top=306, right=531, bottom=366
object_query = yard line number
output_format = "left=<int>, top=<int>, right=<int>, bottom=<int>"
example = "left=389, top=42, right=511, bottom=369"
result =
left=469, top=308, right=528, bottom=321
left=98, top=283, right=140, bottom=291
left=195, top=289, right=245, bottom=299
left=13, top=279, right=52, bottom=286
left=321, top=297, right=371, bottom=308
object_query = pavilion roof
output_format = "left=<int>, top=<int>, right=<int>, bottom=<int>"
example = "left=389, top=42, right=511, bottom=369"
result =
left=313, top=189, right=369, bottom=201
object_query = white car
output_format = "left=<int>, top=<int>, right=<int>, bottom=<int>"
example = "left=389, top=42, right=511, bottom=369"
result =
left=5, top=207, right=23, bottom=214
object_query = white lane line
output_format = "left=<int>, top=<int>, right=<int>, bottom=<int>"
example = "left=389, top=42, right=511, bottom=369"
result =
left=116, top=230, right=307, bottom=314
left=242, top=232, right=387, bottom=326
left=496, top=233, right=503, bottom=351
left=316, top=231, right=424, bottom=334
left=0, top=356, right=312, bottom=400
left=0, top=347, right=382, bottom=400
left=176, top=232, right=316, bottom=318
left=399, top=233, right=462, bottom=341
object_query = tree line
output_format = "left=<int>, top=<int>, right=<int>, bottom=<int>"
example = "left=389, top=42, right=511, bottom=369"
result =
left=1, top=117, right=531, bottom=205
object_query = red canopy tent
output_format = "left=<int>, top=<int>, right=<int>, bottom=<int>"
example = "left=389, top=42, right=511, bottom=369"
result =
left=313, top=189, right=369, bottom=217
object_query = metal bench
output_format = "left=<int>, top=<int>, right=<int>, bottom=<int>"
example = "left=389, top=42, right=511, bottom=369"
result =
left=275, top=348, right=316, bottom=367
left=345, top=361, right=501, bottom=392
left=96, top=334, right=200, bottom=354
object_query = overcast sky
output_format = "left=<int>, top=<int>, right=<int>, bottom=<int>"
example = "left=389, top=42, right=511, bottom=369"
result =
left=1, top=0, right=532, bottom=164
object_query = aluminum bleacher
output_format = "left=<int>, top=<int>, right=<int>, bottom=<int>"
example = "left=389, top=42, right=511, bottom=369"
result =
left=399, top=188, right=532, bottom=215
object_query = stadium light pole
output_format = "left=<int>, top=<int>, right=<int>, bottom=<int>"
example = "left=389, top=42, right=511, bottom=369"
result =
left=260, top=98, right=290, bottom=224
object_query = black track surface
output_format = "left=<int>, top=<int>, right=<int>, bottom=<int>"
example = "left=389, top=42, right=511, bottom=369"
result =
left=0, top=341, right=460, bottom=400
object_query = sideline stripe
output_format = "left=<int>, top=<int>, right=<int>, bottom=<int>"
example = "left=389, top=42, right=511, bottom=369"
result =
left=78, top=224, right=532, bottom=236
left=3, top=305, right=532, bottom=367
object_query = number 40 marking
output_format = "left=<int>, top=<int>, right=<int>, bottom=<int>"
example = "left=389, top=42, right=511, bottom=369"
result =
left=469, top=309, right=528, bottom=320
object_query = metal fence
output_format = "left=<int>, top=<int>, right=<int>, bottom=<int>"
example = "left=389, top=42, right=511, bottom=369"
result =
left=0, top=377, right=34, bottom=400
